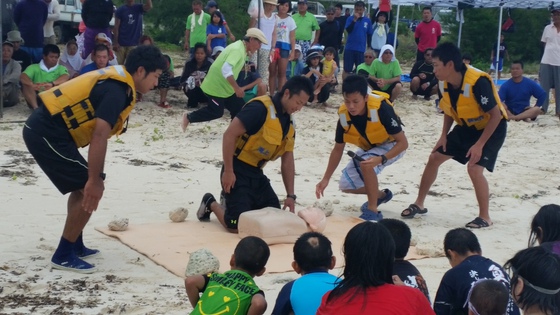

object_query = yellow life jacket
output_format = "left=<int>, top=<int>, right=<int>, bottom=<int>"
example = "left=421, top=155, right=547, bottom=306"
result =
left=339, top=91, right=395, bottom=151
left=234, top=96, right=295, bottom=168
left=438, top=65, right=507, bottom=130
left=40, top=66, right=136, bottom=148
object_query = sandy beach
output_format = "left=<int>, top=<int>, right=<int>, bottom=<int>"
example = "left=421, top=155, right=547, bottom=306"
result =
left=1, top=71, right=559, bottom=314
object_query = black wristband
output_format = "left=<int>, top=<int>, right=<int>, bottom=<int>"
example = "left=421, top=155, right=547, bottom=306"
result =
left=381, top=155, right=388, bottom=165
left=287, top=194, right=297, bottom=200
left=100, top=172, right=106, bottom=180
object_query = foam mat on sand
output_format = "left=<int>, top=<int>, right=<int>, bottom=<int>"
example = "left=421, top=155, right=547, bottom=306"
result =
left=96, top=215, right=427, bottom=277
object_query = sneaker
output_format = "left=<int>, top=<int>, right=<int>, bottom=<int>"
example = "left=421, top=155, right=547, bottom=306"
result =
left=76, top=247, right=100, bottom=259
left=377, top=189, right=393, bottom=206
left=359, top=210, right=384, bottom=222
left=51, top=255, right=97, bottom=274
left=197, top=193, right=216, bottom=221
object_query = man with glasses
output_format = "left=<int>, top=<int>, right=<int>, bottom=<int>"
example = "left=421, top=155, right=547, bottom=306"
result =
left=369, top=44, right=402, bottom=102
left=356, top=48, right=375, bottom=84
left=318, top=7, right=341, bottom=68
left=410, top=48, right=437, bottom=100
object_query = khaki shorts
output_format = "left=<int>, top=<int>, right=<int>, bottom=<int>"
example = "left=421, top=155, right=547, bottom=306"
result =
left=115, top=46, right=136, bottom=65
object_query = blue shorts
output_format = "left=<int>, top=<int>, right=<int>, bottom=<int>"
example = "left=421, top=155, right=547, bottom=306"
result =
left=343, top=49, right=364, bottom=73
left=491, top=58, right=504, bottom=71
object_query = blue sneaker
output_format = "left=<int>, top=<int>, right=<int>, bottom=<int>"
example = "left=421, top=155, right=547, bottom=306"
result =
left=359, top=210, right=384, bottom=222
left=377, top=189, right=393, bottom=206
left=76, top=247, right=100, bottom=259
left=51, top=255, right=97, bottom=274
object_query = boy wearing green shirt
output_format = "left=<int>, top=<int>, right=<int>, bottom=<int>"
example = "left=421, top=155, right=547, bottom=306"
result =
left=185, top=236, right=270, bottom=315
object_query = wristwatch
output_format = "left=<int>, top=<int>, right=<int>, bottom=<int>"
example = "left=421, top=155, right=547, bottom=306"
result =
left=380, top=155, right=388, bottom=165
left=50, top=81, right=55, bottom=87
left=287, top=194, right=297, bottom=201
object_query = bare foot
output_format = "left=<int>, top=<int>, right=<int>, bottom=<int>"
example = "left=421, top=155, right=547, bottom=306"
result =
left=314, top=89, right=320, bottom=96
left=181, top=113, right=189, bottom=132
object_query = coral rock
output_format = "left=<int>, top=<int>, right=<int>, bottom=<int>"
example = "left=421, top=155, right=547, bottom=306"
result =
left=185, top=249, right=220, bottom=277
left=108, top=218, right=129, bottom=231
left=169, top=207, right=189, bottom=222
left=313, top=200, right=334, bottom=217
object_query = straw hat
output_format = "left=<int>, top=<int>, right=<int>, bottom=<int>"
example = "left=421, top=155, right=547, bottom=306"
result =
left=263, top=0, right=277, bottom=5
left=245, top=28, right=268, bottom=45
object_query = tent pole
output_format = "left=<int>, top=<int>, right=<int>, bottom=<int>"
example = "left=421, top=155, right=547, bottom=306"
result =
left=457, top=9, right=463, bottom=48
left=394, top=2, right=400, bottom=51
left=0, top=4, right=3, bottom=119
left=495, top=5, right=504, bottom=83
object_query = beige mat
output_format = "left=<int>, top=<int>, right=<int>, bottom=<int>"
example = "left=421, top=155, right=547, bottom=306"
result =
left=95, top=215, right=427, bottom=278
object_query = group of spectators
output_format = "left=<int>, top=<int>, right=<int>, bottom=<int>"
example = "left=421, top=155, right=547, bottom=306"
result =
left=185, top=204, right=560, bottom=315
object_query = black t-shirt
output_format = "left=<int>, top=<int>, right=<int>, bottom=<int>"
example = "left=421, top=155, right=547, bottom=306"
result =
left=439, top=65, right=497, bottom=114
left=335, top=16, right=348, bottom=44
left=319, top=20, right=341, bottom=50
left=12, top=48, right=32, bottom=71
left=335, top=101, right=402, bottom=144
left=434, top=255, right=520, bottom=315
left=492, top=42, right=507, bottom=59
left=394, top=260, right=431, bottom=302
left=232, top=94, right=292, bottom=177
left=27, top=79, right=130, bottom=142
left=180, top=59, right=212, bottom=83
left=302, top=64, right=324, bottom=85
left=410, top=60, right=435, bottom=83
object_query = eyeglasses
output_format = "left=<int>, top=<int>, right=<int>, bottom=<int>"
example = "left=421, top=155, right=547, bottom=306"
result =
left=383, top=51, right=393, bottom=55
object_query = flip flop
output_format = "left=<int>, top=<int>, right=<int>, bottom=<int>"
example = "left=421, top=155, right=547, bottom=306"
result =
left=465, top=217, right=492, bottom=229
left=401, top=204, right=428, bottom=218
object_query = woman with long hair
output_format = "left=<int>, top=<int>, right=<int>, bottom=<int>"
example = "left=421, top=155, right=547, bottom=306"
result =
left=316, top=221, right=434, bottom=314
left=181, top=43, right=212, bottom=108
left=529, top=204, right=560, bottom=256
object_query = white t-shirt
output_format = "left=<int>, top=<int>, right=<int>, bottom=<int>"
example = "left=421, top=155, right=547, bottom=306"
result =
left=541, top=24, right=560, bottom=66
left=276, top=16, right=297, bottom=50
left=259, top=13, right=278, bottom=50
left=43, top=0, right=60, bottom=37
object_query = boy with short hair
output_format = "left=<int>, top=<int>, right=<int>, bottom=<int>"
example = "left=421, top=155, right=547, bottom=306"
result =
left=185, top=236, right=270, bottom=315
left=379, top=218, right=430, bottom=301
left=316, top=75, right=408, bottom=222
left=467, top=279, right=509, bottom=315
left=271, top=232, right=338, bottom=315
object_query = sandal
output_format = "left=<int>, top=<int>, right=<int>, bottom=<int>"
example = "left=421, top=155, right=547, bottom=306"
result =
left=465, top=217, right=492, bottom=229
left=401, top=204, right=428, bottom=218
left=377, top=189, right=393, bottom=206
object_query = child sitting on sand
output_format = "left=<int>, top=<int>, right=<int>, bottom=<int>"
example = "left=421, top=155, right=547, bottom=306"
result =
left=529, top=204, right=560, bottom=256
left=271, top=232, right=338, bottom=315
left=379, top=219, right=430, bottom=301
left=466, top=279, right=509, bottom=315
left=185, top=236, right=270, bottom=315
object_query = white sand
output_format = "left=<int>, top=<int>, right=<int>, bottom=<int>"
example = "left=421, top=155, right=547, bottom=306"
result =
left=1, top=78, right=559, bottom=314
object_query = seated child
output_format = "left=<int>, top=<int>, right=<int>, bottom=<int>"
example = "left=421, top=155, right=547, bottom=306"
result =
left=466, top=279, right=509, bottom=315
left=286, top=44, right=305, bottom=80
left=271, top=232, right=338, bottom=315
left=185, top=236, right=270, bottom=315
left=379, top=219, right=430, bottom=301
left=236, top=62, right=267, bottom=103
left=321, top=47, right=338, bottom=87
left=303, top=50, right=331, bottom=104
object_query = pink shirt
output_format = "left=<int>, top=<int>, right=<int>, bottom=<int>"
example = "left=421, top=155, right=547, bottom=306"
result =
left=541, top=23, right=560, bottom=66
left=414, top=19, right=441, bottom=53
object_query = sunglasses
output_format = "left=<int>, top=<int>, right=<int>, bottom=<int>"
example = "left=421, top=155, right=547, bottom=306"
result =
left=383, top=51, right=393, bottom=55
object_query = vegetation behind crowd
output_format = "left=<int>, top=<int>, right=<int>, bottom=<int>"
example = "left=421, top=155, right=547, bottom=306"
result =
left=132, top=1, right=548, bottom=70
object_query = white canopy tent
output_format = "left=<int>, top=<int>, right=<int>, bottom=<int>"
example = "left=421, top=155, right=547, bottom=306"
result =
left=376, top=0, right=552, bottom=81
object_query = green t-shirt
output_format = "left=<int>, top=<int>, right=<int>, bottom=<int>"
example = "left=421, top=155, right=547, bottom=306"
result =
left=372, top=59, right=402, bottom=91
left=356, top=62, right=374, bottom=75
left=292, top=12, right=319, bottom=41
left=201, top=40, right=246, bottom=98
left=191, top=270, right=261, bottom=315
left=23, top=63, right=69, bottom=84
left=186, top=12, right=211, bottom=47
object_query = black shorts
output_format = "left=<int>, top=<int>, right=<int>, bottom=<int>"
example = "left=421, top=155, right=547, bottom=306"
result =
left=22, top=125, right=89, bottom=194
left=372, top=81, right=402, bottom=96
left=436, top=119, right=507, bottom=172
left=221, top=167, right=280, bottom=229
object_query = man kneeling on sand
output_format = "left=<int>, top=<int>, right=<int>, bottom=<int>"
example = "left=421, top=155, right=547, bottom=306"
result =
left=195, top=76, right=314, bottom=233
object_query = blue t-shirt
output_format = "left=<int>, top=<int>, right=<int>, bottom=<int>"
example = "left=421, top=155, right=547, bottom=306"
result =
left=345, top=16, right=373, bottom=53
left=207, top=24, right=227, bottom=50
left=13, top=0, right=48, bottom=48
left=498, top=77, right=547, bottom=115
left=434, top=255, right=520, bottom=315
left=272, top=271, right=339, bottom=315
left=80, top=63, right=102, bottom=75
left=115, top=4, right=145, bottom=46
